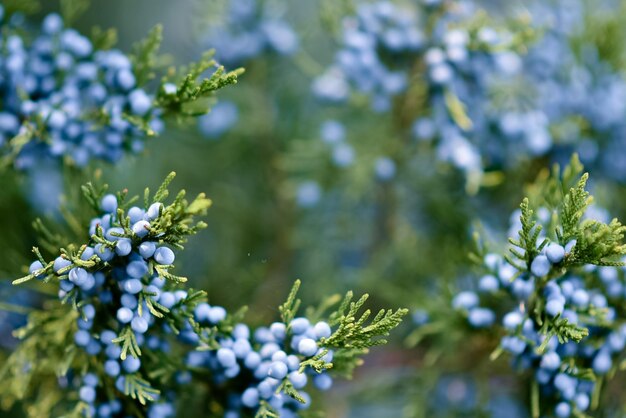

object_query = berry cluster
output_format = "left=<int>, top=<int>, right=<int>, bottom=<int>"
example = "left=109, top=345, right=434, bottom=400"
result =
left=75, top=372, right=176, bottom=418
left=515, top=0, right=626, bottom=181
left=0, top=10, right=162, bottom=170
left=310, top=0, right=518, bottom=184
left=203, top=0, right=299, bottom=66
left=186, top=313, right=335, bottom=417
left=32, top=193, right=179, bottom=351
left=453, top=196, right=626, bottom=417
left=11, top=175, right=407, bottom=417
left=416, top=0, right=626, bottom=179
left=309, top=0, right=626, bottom=180
left=313, top=1, right=422, bottom=112
left=22, top=181, right=210, bottom=417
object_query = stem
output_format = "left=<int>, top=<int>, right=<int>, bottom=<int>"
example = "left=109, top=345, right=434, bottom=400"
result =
left=0, top=301, right=33, bottom=314
left=531, top=379, right=540, bottom=418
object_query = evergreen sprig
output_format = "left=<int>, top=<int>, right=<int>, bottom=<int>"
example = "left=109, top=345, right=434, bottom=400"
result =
left=326, top=292, right=408, bottom=349
left=123, top=374, right=160, bottom=405
left=255, top=401, right=280, bottom=418
left=559, top=173, right=592, bottom=243
left=12, top=172, right=210, bottom=287
left=130, top=24, right=165, bottom=87
left=0, top=302, right=80, bottom=412
left=568, top=219, right=626, bottom=267
left=280, top=279, right=302, bottom=325
left=156, top=51, right=244, bottom=118
left=506, top=197, right=545, bottom=271
left=320, top=291, right=408, bottom=376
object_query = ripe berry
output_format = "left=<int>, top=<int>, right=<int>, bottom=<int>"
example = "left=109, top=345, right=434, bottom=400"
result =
left=154, top=247, right=175, bottom=265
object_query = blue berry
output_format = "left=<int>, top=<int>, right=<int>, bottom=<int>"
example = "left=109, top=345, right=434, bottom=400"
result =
left=132, top=220, right=150, bottom=237
left=74, top=330, right=91, bottom=347
left=502, top=312, right=523, bottom=330
left=208, top=306, right=227, bottom=324
left=452, top=291, right=478, bottom=310
left=531, top=255, right=551, bottom=277
left=478, top=275, right=499, bottom=292
left=83, top=373, right=99, bottom=387
left=313, top=321, right=332, bottom=339
left=146, top=203, right=163, bottom=220
left=467, top=308, right=495, bottom=328
left=159, top=292, right=176, bottom=309
left=592, top=350, right=612, bottom=374
left=115, top=239, right=132, bottom=256
left=268, top=361, right=288, bottom=379
left=539, top=351, right=561, bottom=371
left=131, top=316, right=149, bottom=334
left=154, top=247, right=175, bottom=265
left=289, top=318, right=310, bottom=334
left=297, top=338, right=318, bottom=357
left=546, top=243, right=565, bottom=264
left=217, top=348, right=237, bottom=368
left=555, top=402, right=571, bottom=418
left=53, top=256, right=72, bottom=273
left=101, top=194, right=118, bottom=213
left=29, top=260, right=43, bottom=274
left=122, top=356, right=141, bottom=373
left=313, top=373, right=333, bottom=390
left=116, top=307, right=133, bottom=324
left=139, top=241, right=157, bottom=259
left=79, top=385, right=96, bottom=403
left=126, top=261, right=148, bottom=279
left=121, top=294, right=138, bottom=309
left=289, top=371, right=307, bottom=389
left=129, top=89, right=152, bottom=116
left=123, top=279, right=143, bottom=294
left=241, top=387, right=260, bottom=408
left=100, top=330, right=117, bottom=345
left=270, top=322, right=286, bottom=340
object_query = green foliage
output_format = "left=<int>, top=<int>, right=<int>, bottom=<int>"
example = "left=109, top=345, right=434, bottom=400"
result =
left=10, top=172, right=211, bottom=369
left=277, top=379, right=306, bottom=404
left=113, top=326, right=142, bottom=360
left=500, top=156, right=626, bottom=346
left=278, top=281, right=408, bottom=378
left=243, top=280, right=408, bottom=415
left=60, top=0, right=90, bottom=25
left=131, top=24, right=164, bottom=87
left=0, top=173, right=216, bottom=416
left=533, top=316, right=589, bottom=351
left=444, top=89, right=473, bottom=132
left=326, top=291, right=408, bottom=349
left=507, top=155, right=626, bottom=276
left=90, top=26, right=118, bottom=50
left=2, top=0, right=40, bottom=16
left=569, top=218, right=626, bottom=266
left=0, top=302, right=80, bottom=415
left=559, top=173, right=592, bottom=243
left=254, top=401, right=280, bottom=418
left=280, top=279, right=302, bottom=325
left=321, top=292, right=408, bottom=376
left=506, top=198, right=545, bottom=271
left=156, top=51, right=244, bottom=118
left=122, top=374, right=160, bottom=405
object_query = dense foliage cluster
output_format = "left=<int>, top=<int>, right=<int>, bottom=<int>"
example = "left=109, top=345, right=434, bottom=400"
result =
left=453, top=157, right=626, bottom=417
left=0, top=6, right=241, bottom=171
left=2, top=175, right=406, bottom=418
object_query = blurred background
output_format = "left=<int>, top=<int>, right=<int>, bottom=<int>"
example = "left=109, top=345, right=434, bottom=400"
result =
left=3, top=0, right=626, bottom=416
